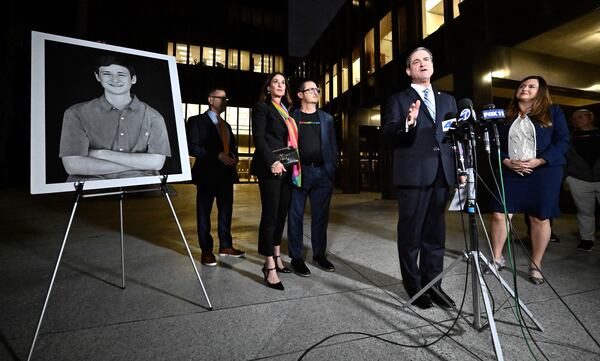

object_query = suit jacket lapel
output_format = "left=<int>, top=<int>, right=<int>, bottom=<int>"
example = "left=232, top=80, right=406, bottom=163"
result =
left=407, top=87, right=435, bottom=124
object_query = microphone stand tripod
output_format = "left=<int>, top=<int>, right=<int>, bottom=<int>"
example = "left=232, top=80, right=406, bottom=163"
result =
left=402, top=123, right=543, bottom=361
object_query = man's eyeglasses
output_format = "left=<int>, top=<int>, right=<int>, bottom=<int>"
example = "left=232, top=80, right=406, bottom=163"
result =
left=209, top=96, right=229, bottom=101
left=301, top=88, right=321, bottom=94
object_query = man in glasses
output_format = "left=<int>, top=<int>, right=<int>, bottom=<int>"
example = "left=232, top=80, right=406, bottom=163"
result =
left=287, top=80, right=338, bottom=277
left=186, top=87, right=245, bottom=266
left=59, top=54, right=171, bottom=181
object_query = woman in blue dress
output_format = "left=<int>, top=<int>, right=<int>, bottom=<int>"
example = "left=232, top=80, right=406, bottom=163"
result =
left=489, top=75, right=569, bottom=284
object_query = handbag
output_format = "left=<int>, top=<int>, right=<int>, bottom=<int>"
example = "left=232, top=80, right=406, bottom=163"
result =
left=272, top=146, right=299, bottom=167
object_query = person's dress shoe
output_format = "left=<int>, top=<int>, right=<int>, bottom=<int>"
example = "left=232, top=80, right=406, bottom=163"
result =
left=273, top=256, right=291, bottom=273
left=577, top=239, right=594, bottom=252
left=290, top=259, right=311, bottom=277
left=312, top=255, right=335, bottom=272
left=262, top=265, right=284, bottom=290
left=428, top=287, right=456, bottom=308
left=218, top=247, right=246, bottom=257
left=528, top=266, right=545, bottom=285
left=409, top=293, right=433, bottom=309
left=200, top=252, right=217, bottom=267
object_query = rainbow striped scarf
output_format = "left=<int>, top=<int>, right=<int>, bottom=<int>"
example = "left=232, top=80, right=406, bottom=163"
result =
left=271, top=100, right=301, bottom=187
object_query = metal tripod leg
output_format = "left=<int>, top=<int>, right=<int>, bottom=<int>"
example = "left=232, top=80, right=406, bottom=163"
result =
left=478, top=253, right=544, bottom=331
left=471, top=252, right=504, bottom=361
left=27, top=183, right=84, bottom=361
left=161, top=186, right=213, bottom=310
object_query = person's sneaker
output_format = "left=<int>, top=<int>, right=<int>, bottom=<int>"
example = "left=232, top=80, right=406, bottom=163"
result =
left=549, top=233, right=560, bottom=243
left=290, top=259, right=311, bottom=277
left=218, top=247, right=246, bottom=257
left=577, top=240, right=594, bottom=252
left=201, top=252, right=218, bottom=266
left=312, top=255, right=335, bottom=272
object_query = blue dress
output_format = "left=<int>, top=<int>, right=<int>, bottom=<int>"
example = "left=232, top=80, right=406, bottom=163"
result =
left=490, top=105, right=570, bottom=219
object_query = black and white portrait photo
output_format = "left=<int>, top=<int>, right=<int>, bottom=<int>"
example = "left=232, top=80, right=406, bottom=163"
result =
left=31, top=31, right=191, bottom=194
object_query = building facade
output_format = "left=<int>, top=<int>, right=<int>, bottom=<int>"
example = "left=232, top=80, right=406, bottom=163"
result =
left=294, top=0, right=600, bottom=197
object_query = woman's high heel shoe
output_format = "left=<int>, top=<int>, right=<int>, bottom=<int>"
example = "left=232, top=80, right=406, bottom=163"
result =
left=528, top=266, right=545, bottom=285
left=273, top=256, right=291, bottom=273
left=262, top=266, right=284, bottom=290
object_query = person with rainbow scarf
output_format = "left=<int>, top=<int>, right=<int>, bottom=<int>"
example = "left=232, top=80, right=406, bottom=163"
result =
left=250, top=72, right=297, bottom=290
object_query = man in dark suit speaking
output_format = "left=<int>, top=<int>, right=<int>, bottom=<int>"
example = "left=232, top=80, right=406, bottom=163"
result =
left=187, top=87, right=245, bottom=267
left=381, top=47, right=457, bottom=309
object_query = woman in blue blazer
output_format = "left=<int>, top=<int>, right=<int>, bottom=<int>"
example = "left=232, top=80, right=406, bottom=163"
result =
left=489, top=75, right=569, bottom=284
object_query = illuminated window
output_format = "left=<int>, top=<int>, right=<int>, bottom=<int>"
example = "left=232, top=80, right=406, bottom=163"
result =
left=263, top=54, right=273, bottom=73
left=240, top=51, right=250, bottom=71
left=215, top=48, right=226, bottom=68
left=341, top=57, right=349, bottom=93
left=186, top=103, right=200, bottom=119
left=332, top=64, right=338, bottom=99
left=379, top=12, right=393, bottom=66
left=252, top=53, right=262, bottom=73
left=364, top=28, right=375, bottom=75
left=352, top=46, right=361, bottom=86
left=200, top=104, right=209, bottom=114
left=202, top=47, right=214, bottom=66
left=189, top=45, right=200, bottom=65
left=324, top=71, right=330, bottom=104
left=274, top=56, right=284, bottom=73
left=176, top=43, right=188, bottom=64
left=453, top=0, right=464, bottom=18
left=167, top=42, right=174, bottom=56
left=228, top=49, right=239, bottom=70
left=238, top=107, right=251, bottom=136
left=423, top=0, right=445, bottom=37
left=226, top=106, right=238, bottom=127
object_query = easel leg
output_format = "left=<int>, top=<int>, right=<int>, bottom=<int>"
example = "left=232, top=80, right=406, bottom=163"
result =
left=119, top=191, right=125, bottom=289
left=27, top=182, right=84, bottom=361
left=160, top=177, right=213, bottom=310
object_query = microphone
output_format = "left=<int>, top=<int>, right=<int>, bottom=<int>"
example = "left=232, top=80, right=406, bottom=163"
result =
left=442, top=112, right=457, bottom=133
left=480, top=104, right=505, bottom=122
left=480, top=104, right=504, bottom=149
left=457, top=98, right=477, bottom=124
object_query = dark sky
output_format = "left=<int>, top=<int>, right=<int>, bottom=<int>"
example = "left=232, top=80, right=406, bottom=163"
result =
left=288, top=0, right=346, bottom=57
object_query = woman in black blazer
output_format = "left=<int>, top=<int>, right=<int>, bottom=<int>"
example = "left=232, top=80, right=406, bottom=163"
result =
left=251, top=72, right=295, bottom=290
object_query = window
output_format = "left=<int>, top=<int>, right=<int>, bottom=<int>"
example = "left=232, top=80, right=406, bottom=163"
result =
left=263, top=54, right=273, bottom=73
left=240, top=50, right=250, bottom=71
left=167, top=42, right=174, bottom=56
left=324, top=71, right=330, bottom=104
left=352, top=46, right=361, bottom=86
left=215, top=48, right=226, bottom=68
left=341, top=57, right=349, bottom=93
left=176, top=43, right=188, bottom=64
left=202, top=47, right=214, bottom=66
left=274, top=55, right=284, bottom=73
left=379, top=12, right=393, bottom=66
left=228, top=49, right=239, bottom=70
left=189, top=45, right=200, bottom=65
left=453, top=0, right=464, bottom=18
left=226, top=106, right=238, bottom=127
left=364, top=28, right=375, bottom=75
left=200, top=104, right=209, bottom=114
left=423, top=0, right=445, bottom=37
left=186, top=103, right=200, bottom=120
left=332, top=64, right=338, bottom=99
left=252, top=53, right=262, bottom=73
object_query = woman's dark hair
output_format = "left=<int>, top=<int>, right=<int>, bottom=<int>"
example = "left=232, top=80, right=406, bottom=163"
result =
left=505, top=75, right=552, bottom=127
left=94, top=54, right=136, bottom=78
left=260, top=72, right=292, bottom=106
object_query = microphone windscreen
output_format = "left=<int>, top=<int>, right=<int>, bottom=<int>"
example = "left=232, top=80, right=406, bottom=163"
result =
left=457, top=98, right=474, bottom=110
